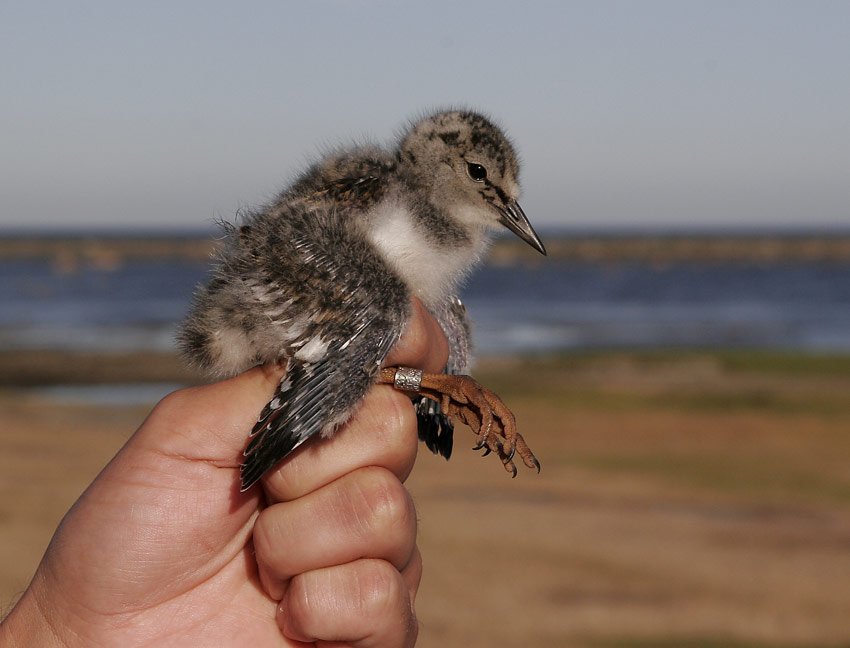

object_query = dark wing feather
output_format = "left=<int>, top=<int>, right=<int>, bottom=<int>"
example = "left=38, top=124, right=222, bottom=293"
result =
left=237, top=215, right=409, bottom=490
left=241, top=325, right=399, bottom=491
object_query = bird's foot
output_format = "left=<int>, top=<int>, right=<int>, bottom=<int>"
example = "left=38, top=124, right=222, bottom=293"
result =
left=380, top=367, right=539, bottom=476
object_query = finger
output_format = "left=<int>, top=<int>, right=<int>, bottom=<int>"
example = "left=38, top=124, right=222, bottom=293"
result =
left=254, top=467, right=417, bottom=600
left=278, top=559, right=418, bottom=648
left=50, top=364, right=289, bottom=606
left=402, top=545, right=423, bottom=605
left=384, top=297, right=449, bottom=374
left=261, top=385, right=419, bottom=503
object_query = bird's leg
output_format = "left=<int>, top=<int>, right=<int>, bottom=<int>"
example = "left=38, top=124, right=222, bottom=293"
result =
left=380, top=367, right=540, bottom=476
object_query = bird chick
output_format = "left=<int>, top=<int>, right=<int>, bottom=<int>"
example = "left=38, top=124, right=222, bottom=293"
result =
left=178, top=109, right=546, bottom=490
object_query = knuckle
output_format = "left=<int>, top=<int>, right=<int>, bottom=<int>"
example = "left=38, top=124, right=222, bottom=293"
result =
left=251, top=508, right=276, bottom=564
left=149, top=386, right=198, bottom=420
left=142, top=387, right=209, bottom=440
left=386, top=298, right=449, bottom=373
left=356, top=559, right=406, bottom=620
left=401, top=302, right=430, bottom=361
left=281, top=574, right=316, bottom=635
left=371, top=387, right=418, bottom=447
left=353, top=467, right=415, bottom=538
left=251, top=506, right=296, bottom=584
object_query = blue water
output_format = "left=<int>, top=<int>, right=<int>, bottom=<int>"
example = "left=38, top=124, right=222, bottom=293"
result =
left=2, top=256, right=850, bottom=355
left=465, top=262, right=850, bottom=353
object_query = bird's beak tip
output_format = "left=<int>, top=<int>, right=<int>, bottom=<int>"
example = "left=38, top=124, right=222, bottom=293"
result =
left=499, top=200, right=546, bottom=256
left=522, top=234, right=547, bottom=256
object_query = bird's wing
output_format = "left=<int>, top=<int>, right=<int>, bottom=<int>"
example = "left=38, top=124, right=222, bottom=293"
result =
left=241, top=325, right=397, bottom=490
left=239, top=220, right=408, bottom=490
left=414, top=295, right=471, bottom=460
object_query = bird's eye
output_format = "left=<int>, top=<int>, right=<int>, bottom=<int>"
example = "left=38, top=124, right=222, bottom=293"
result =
left=466, top=163, right=487, bottom=182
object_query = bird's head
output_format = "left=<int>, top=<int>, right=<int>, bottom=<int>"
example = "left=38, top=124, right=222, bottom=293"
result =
left=397, top=110, right=546, bottom=256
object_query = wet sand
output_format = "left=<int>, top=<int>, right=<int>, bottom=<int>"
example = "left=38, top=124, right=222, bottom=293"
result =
left=2, top=352, right=850, bottom=647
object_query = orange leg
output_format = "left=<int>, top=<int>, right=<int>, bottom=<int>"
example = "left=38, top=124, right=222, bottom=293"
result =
left=380, top=367, right=540, bottom=477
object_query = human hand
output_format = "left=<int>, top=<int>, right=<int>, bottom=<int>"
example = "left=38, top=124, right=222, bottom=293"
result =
left=0, top=298, right=448, bottom=647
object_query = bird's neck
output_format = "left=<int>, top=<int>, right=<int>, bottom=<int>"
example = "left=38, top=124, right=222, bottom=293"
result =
left=365, top=194, right=490, bottom=308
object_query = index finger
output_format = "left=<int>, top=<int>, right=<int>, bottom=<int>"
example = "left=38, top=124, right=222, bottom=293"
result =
left=384, top=298, right=449, bottom=373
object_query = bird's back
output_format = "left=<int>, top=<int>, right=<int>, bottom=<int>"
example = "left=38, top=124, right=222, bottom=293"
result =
left=178, top=146, right=409, bottom=378
left=178, top=149, right=415, bottom=485
left=282, top=145, right=397, bottom=211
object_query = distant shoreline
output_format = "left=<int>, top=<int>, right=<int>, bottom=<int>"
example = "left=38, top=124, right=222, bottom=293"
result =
left=3, top=348, right=850, bottom=389
left=2, top=231, right=850, bottom=264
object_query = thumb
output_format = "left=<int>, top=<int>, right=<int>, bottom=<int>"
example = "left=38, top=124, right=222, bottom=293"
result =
left=132, top=364, right=284, bottom=469
left=79, top=364, right=284, bottom=505
left=28, top=366, right=284, bottom=616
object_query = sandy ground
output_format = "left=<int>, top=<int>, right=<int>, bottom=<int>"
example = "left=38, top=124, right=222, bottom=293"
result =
left=2, top=352, right=850, bottom=647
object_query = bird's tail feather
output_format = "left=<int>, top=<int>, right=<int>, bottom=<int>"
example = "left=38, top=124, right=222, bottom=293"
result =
left=414, top=396, right=454, bottom=460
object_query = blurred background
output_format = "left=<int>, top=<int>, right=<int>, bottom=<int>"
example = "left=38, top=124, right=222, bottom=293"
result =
left=2, top=2, right=849, bottom=646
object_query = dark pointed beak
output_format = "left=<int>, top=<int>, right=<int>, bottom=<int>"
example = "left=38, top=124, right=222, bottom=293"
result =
left=498, top=200, right=546, bottom=255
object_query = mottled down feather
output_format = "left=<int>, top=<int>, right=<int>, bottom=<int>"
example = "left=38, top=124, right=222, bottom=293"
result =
left=178, top=109, right=533, bottom=489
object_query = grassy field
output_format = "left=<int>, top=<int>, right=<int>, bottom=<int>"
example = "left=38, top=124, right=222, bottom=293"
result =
left=2, top=351, right=850, bottom=647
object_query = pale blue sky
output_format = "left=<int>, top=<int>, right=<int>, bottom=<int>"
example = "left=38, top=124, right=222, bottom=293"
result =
left=2, top=1, right=848, bottom=231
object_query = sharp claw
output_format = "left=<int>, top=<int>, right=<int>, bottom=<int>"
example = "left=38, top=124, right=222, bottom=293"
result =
left=421, top=371, right=537, bottom=478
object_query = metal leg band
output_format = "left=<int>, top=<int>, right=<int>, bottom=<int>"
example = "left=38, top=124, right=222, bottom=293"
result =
left=393, top=366, right=424, bottom=392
